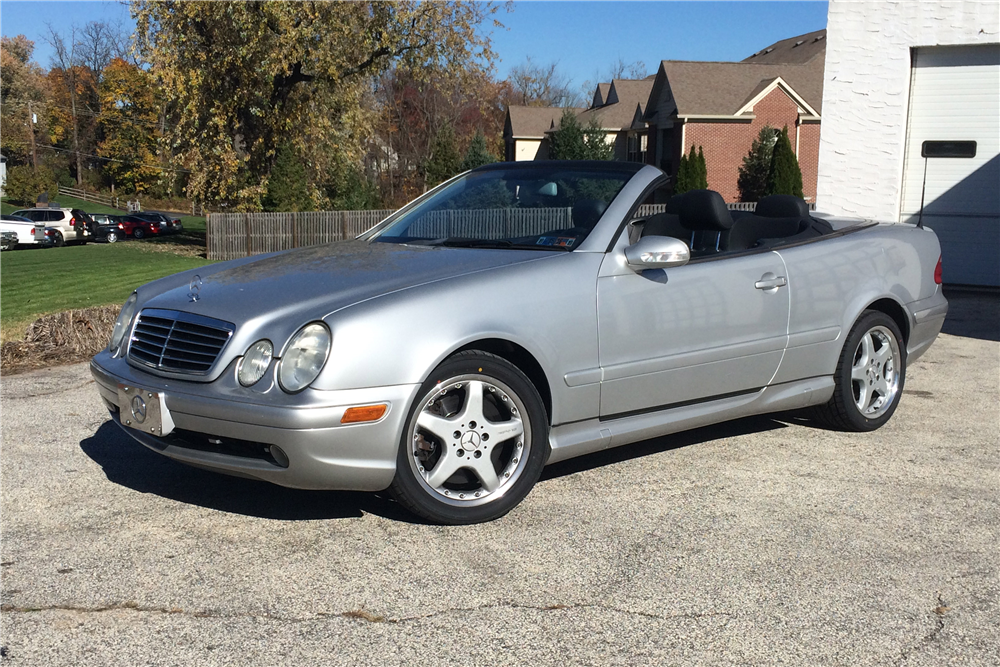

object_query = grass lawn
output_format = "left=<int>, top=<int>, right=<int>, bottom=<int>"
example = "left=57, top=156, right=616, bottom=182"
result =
left=1, top=242, right=213, bottom=342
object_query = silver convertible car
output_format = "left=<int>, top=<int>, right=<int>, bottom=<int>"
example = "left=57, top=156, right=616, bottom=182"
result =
left=91, top=162, right=948, bottom=524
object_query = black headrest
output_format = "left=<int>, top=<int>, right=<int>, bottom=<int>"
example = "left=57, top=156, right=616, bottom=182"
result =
left=679, top=190, right=733, bottom=231
left=663, top=194, right=685, bottom=215
left=572, top=199, right=607, bottom=229
left=641, top=212, right=687, bottom=239
left=755, top=195, right=809, bottom=219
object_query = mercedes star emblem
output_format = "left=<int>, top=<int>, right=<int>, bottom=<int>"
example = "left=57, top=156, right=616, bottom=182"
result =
left=188, top=274, right=203, bottom=302
left=130, top=395, right=147, bottom=423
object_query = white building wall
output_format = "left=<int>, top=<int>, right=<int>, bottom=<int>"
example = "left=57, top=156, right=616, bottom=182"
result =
left=514, top=139, right=543, bottom=161
left=816, top=0, right=1000, bottom=220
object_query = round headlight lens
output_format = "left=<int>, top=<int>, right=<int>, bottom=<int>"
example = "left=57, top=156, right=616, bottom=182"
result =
left=277, top=323, right=331, bottom=392
left=238, top=340, right=273, bottom=387
left=110, top=292, right=138, bottom=353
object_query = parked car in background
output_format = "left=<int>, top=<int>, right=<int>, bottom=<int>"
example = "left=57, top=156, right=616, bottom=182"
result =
left=0, top=213, right=45, bottom=248
left=1, top=230, right=18, bottom=251
left=134, top=211, right=183, bottom=234
left=90, top=214, right=126, bottom=243
left=91, top=161, right=949, bottom=524
left=10, top=207, right=91, bottom=245
left=120, top=214, right=161, bottom=239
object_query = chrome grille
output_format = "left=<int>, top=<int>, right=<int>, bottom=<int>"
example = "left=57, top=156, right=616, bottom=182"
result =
left=128, top=309, right=234, bottom=375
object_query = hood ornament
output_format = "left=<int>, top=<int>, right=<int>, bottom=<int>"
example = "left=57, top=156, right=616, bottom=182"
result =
left=188, top=275, right=203, bottom=302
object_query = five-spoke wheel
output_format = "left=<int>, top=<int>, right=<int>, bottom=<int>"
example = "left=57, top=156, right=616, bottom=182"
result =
left=816, top=310, right=906, bottom=431
left=390, top=351, right=548, bottom=524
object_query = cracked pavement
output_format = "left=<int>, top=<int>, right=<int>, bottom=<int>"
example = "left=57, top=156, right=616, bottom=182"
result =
left=2, top=291, right=998, bottom=666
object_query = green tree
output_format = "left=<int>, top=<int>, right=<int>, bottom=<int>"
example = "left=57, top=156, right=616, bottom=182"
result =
left=737, top=126, right=777, bottom=202
left=459, top=131, right=496, bottom=171
left=695, top=145, right=709, bottom=189
left=97, top=58, right=161, bottom=193
left=263, top=143, right=311, bottom=211
left=425, top=124, right=461, bottom=187
left=132, top=1, right=500, bottom=210
left=766, top=125, right=803, bottom=198
left=3, top=165, right=57, bottom=206
left=549, top=109, right=587, bottom=160
left=0, top=36, right=47, bottom=167
left=674, top=145, right=701, bottom=195
left=583, top=118, right=614, bottom=160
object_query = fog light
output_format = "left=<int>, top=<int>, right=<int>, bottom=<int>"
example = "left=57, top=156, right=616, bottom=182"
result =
left=238, top=340, right=273, bottom=387
left=269, top=445, right=289, bottom=468
left=341, top=404, right=388, bottom=424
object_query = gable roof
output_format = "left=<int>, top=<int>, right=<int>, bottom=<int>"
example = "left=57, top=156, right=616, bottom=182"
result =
left=743, top=29, right=827, bottom=64
left=506, top=106, right=585, bottom=139
left=577, top=78, right=655, bottom=130
left=593, top=83, right=612, bottom=108
left=644, top=56, right=824, bottom=119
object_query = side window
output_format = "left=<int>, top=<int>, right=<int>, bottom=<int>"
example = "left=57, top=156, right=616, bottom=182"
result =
left=46, top=211, right=63, bottom=222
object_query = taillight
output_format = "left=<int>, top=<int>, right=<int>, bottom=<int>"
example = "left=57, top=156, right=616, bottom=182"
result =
left=934, top=255, right=942, bottom=285
left=69, top=217, right=76, bottom=226
left=119, top=223, right=124, bottom=229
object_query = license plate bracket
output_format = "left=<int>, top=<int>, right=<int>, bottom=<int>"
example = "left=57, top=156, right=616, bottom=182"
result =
left=117, top=384, right=175, bottom=436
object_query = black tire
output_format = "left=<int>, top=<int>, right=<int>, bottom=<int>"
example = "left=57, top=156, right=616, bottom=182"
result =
left=53, top=231, right=65, bottom=247
left=133, top=227, right=146, bottom=239
left=106, top=231, right=119, bottom=244
left=390, top=350, right=549, bottom=524
left=815, top=310, right=906, bottom=432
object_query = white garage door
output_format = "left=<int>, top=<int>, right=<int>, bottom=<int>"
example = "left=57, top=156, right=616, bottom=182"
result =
left=900, top=44, right=1000, bottom=286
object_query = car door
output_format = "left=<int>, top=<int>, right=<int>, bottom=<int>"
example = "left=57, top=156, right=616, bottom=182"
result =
left=596, top=248, right=790, bottom=418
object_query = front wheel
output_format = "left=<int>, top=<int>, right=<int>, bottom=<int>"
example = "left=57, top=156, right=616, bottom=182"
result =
left=390, top=351, right=549, bottom=524
left=815, top=310, right=906, bottom=431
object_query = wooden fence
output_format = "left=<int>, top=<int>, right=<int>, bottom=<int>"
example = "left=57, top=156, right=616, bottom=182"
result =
left=206, top=202, right=816, bottom=261
left=207, top=210, right=393, bottom=261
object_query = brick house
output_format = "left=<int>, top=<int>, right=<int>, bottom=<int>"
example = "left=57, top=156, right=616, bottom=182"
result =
left=504, top=78, right=654, bottom=163
left=503, top=106, right=585, bottom=161
left=643, top=30, right=827, bottom=201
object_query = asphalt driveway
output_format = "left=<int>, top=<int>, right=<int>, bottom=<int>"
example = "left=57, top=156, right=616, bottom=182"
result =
left=2, top=290, right=997, bottom=666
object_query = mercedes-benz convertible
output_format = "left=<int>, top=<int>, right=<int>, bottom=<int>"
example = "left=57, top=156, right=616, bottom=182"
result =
left=91, top=161, right=948, bottom=524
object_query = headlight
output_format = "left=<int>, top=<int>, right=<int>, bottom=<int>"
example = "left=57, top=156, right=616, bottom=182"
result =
left=110, top=292, right=138, bottom=353
left=238, top=340, right=273, bottom=387
left=277, top=323, right=331, bottom=392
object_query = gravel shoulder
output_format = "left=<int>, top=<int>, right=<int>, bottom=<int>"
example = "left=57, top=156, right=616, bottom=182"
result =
left=1, top=317, right=997, bottom=665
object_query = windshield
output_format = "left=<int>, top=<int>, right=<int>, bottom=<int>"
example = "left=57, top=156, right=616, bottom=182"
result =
left=371, top=164, right=638, bottom=250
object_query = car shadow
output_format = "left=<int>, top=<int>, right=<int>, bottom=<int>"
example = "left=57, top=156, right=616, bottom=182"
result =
left=540, top=414, right=791, bottom=481
left=940, top=287, right=1000, bottom=342
left=79, top=421, right=421, bottom=523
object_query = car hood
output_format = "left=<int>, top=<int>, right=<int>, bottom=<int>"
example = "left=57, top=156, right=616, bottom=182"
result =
left=141, top=240, right=553, bottom=326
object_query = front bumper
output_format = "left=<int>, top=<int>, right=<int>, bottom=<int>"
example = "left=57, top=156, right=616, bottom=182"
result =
left=91, top=352, right=419, bottom=491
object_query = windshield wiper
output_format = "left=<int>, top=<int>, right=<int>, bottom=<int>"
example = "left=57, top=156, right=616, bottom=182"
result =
left=439, top=238, right=569, bottom=251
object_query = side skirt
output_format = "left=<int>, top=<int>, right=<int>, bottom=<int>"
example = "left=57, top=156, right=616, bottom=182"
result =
left=546, top=376, right=835, bottom=464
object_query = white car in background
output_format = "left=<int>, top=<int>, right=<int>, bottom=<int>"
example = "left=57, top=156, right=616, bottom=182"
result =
left=10, top=207, right=91, bottom=246
left=0, top=214, right=45, bottom=249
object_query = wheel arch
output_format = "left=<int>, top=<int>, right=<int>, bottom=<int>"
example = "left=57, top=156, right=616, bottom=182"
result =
left=451, top=338, right=553, bottom=424
left=863, top=297, right=910, bottom=345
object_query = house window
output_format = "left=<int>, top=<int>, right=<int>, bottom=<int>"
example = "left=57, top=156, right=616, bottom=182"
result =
left=627, top=133, right=647, bottom=163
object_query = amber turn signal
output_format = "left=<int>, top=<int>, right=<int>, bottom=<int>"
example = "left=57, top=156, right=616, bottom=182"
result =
left=341, top=404, right=388, bottom=424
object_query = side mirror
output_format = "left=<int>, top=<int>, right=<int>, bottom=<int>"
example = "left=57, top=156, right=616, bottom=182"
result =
left=624, top=235, right=690, bottom=271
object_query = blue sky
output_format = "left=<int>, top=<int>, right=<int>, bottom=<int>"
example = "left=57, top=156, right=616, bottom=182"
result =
left=2, top=1, right=828, bottom=91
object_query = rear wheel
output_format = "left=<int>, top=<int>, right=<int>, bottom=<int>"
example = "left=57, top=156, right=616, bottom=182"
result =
left=815, top=310, right=905, bottom=431
left=53, top=231, right=65, bottom=247
left=390, top=351, right=548, bottom=524
left=132, top=227, right=146, bottom=239
left=106, top=231, right=120, bottom=243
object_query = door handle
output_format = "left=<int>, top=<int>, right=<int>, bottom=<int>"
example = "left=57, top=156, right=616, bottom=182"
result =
left=755, top=275, right=787, bottom=290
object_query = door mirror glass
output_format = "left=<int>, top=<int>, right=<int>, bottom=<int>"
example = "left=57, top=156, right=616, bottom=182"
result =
left=624, top=235, right=690, bottom=271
